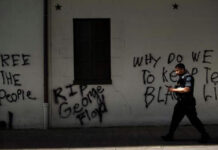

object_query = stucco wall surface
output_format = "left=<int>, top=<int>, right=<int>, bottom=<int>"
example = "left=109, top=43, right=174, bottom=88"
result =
left=0, top=0, right=44, bottom=129
left=50, top=0, right=218, bottom=127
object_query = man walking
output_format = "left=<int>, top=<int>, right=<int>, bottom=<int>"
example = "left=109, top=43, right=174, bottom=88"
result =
left=162, top=63, right=210, bottom=143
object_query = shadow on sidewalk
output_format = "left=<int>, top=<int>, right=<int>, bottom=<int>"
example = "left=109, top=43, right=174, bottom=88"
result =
left=0, top=125, right=218, bottom=149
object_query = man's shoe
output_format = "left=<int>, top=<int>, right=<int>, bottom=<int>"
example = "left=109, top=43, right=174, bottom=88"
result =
left=161, top=134, right=174, bottom=141
left=198, top=133, right=211, bottom=143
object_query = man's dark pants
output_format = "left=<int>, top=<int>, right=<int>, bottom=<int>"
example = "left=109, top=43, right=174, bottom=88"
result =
left=168, top=101, right=207, bottom=137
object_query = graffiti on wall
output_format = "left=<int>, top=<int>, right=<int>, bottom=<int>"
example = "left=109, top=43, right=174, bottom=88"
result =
left=53, top=84, right=108, bottom=125
left=0, top=53, right=36, bottom=128
left=133, top=50, right=218, bottom=108
left=0, top=54, right=37, bottom=105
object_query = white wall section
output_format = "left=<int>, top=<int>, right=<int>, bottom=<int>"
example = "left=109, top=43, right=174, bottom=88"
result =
left=50, top=0, right=218, bottom=128
left=1, top=0, right=217, bottom=129
left=0, top=0, right=44, bottom=129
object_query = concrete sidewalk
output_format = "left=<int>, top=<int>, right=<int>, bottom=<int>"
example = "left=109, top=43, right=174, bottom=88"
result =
left=0, top=125, right=218, bottom=150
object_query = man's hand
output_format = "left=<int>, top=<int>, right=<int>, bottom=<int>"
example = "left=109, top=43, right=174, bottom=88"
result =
left=168, top=87, right=191, bottom=93
left=165, top=85, right=174, bottom=92
left=168, top=87, right=175, bottom=92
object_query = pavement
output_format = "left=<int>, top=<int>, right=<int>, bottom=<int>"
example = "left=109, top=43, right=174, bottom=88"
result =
left=0, top=125, right=218, bottom=150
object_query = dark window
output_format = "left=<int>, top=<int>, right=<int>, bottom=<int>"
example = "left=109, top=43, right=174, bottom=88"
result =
left=73, top=18, right=112, bottom=84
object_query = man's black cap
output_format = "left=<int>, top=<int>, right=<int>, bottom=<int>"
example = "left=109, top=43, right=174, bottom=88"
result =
left=175, top=63, right=185, bottom=69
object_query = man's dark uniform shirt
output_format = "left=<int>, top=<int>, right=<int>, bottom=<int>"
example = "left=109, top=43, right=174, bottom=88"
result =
left=176, top=72, right=196, bottom=106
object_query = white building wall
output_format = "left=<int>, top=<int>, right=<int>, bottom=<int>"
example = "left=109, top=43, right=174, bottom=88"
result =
left=50, top=0, right=218, bottom=127
left=0, top=0, right=44, bottom=129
